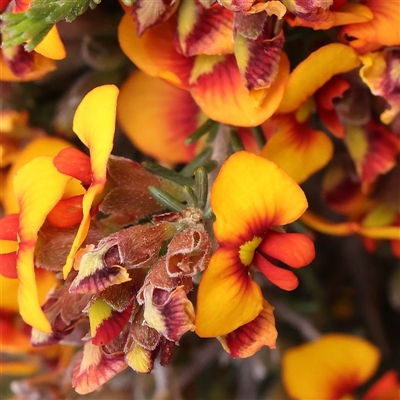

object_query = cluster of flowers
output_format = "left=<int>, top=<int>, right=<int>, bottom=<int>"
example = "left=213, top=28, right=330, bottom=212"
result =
left=0, top=0, right=399, bottom=397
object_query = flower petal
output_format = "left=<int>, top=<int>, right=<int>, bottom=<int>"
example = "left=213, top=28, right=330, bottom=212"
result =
left=125, top=342, right=155, bottom=374
left=344, top=122, right=400, bottom=186
left=3, top=137, right=74, bottom=215
left=258, top=231, right=315, bottom=268
left=0, top=274, right=20, bottom=313
left=359, top=49, right=400, bottom=124
left=190, top=52, right=290, bottom=126
left=118, top=13, right=192, bottom=88
left=34, top=25, right=66, bottom=60
left=15, top=156, right=72, bottom=332
left=143, top=285, right=195, bottom=343
left=89, top=297, right=134, bottom=346
left=254, top=253, right=299, bottom=290
left=211, top=151, right=308, bottom=245
left=285, top=3, right=373, bottom=30
left=278, top=43, right=361, bottom=114
left=195, top=247, right=263, bottom=337
left=262, top=114, right=334, bottom=183
left=218, top=299, right=277, bottom=358
left=364, top=370, right=399, bottom=400
left=0, top=251, right=18, bottom=278
left=72, top=85, right=118, bottom=186
left=176, top=2, right=234, bottom=56
left=340, top=1, right=400, bottom=52
left=315, top=76, right=350, bottom=138
left=53, top=148, right=92, bottom=186
left=46, top=195, right=84, bottom=228
left=63, top=85, right=119, bottom=279
left=72, top=341, right=127, bottom=395
left=69, top=245, right=131, bottom=294
left=0, top=214, right=19, bottom=278
left=234, top=29, right=284, bottom=90
left=282, top=334, right=380, bottom=399
left=117, top=70, right=200, bottom=163
left=131, top=0, right=179, bottom=36
left=0, top=47, right=55, bottom=81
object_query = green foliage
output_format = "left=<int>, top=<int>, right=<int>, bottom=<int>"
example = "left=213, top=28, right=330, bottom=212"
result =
left=1, top=0, right=100, bottom=51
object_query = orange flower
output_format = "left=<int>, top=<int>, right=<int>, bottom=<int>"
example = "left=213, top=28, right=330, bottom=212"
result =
left=195, top=151, right=315, bottom=339
left=60, top=85, right=119, bottom=279
left=118, top=10, right=290, bottom=127
left=0, top=85, right=119, bottom=333
left=282, top=334, right=381, bottom=399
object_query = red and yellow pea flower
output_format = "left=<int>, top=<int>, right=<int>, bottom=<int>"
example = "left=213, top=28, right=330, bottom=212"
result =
left=118, top=3, right=290, bottom=127
left=282, top=333, right=400, bottom=400
left=195, top=151, right=315, bottom=354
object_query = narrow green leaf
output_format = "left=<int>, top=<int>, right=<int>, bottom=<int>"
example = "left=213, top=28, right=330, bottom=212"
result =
left=202, top=160, right=218, bottom=174
left=142, top=162, right=194, bottom=186
left=194, top=167, right=208, bottom=210
left=185, top=119, right=217, bottom=145
left=179, top=147, right=212, bottom=177
left=148, top=186, right=186, bottom=212
left=251, top=125, right=266, bottom=149
left=203, top=207, right=215, bottom=220
left=206, top=121, right=219, bottom=143
left=1, top=0, right=96, bottom=50
left=183, top=186, right=198, bottom=208
left=230, top=129, right=245, bottom=152
left=24, top=25, right=53, bottom=51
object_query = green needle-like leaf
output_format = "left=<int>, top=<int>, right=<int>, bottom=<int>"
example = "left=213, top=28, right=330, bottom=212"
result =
left=179, top=147, right=212, bottom=177
left=230, top=129, right=245, bottom=152
left=185, top=119, right=218, bottom=145
left=194, top=167, right=208, bottom=210
left=1, top=0, right=96, bottom=51
left=142, top=162, right=194, bottom=186
left=148, top=186, right=186, bottom=212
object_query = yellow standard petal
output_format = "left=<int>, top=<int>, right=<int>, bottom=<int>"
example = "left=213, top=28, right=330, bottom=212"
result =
left=3, top=136, right=73, bottom=214
left=211, top=151, right=308, bottom=245
left=278, top=43, right=361, bottom=114
left=15, top=156, right=72, bottom=332
left=282, top=334, right=380, bottom=399
left=63, top=85, right=119, bottom=278
left=195, top=247, right=263, bottom=337
left=262, top=115, right=334, bottom=183
left=34, top=25, right=66, bottom=60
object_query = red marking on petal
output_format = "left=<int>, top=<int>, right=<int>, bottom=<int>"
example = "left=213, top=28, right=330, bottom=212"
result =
left=0, top=214, right=19, bottom=240
left=2, top=45, right=35, bottom=78
left=258, top=231, right=315, bottom=268
left=72, top=342, right=127, bottom=395
left=176, top=3, right=234, bottom=57
left=92, top=300, right=134, bottom=346
left=345, top=120, right=400, bottom=186
left=254, top=253, right=299, bottom=291
left=221, top=299, right=277, bottom=358
left=316, top=76, right=350, bottom=138
left=53, top=148, right=92, bottom=186
left=235, top=30, right=285, bottom=90
left=118, top=13, right=193, bottom=88
left=47, top=195, right=84, bottom=228
left=191, top=53, right=289, bottom=126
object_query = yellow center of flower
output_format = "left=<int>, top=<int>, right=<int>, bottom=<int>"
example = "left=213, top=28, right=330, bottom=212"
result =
left=239, top=236, right=263, bottom=266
